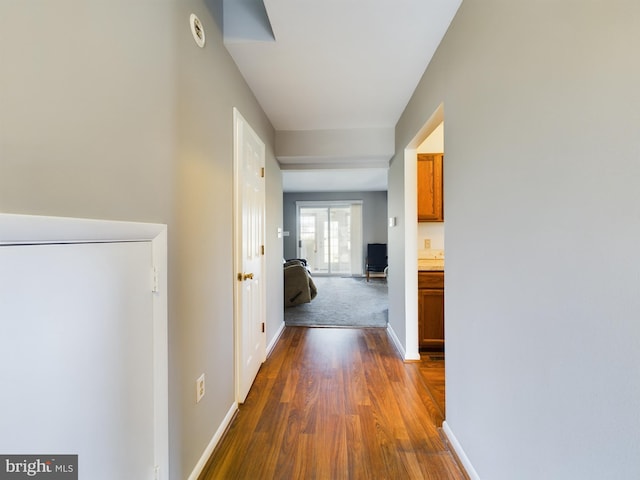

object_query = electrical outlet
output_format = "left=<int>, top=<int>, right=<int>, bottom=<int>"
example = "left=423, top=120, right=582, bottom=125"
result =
left=424, top=238, right=431, bottom=249
left=196, top=374, right=205, bottom=403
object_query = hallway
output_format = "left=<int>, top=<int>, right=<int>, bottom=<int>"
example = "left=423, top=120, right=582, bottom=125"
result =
left=200, top=327, right=465, bottom=479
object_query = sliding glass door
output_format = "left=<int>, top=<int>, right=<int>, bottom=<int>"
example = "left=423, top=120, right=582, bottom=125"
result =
left=297, top=201, right=363, bottom=276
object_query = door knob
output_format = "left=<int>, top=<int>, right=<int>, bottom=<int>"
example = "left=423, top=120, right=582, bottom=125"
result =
left=243, top=273, right=254, bottom=281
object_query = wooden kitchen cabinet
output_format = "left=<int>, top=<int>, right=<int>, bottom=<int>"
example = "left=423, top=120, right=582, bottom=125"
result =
left=418, top=271, right=444, bottom=349
left=417, top=153, right=443, bottom=222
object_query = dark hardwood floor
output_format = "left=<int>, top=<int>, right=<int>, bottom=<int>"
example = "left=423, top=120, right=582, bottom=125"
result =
left=200, top=327, right=465, bottom=480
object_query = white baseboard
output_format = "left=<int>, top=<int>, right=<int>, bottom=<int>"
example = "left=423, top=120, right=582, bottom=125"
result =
left=187, top=402, right=238, bottom=480
left=442, top=421, right=481, bottom=480
left=386, top=324, right=406, bottom=358
left=188, top=322, right=283, bottom=479
left=267, top=320, right=285, bottom=357
left=386, top=324, right=421, bottom=361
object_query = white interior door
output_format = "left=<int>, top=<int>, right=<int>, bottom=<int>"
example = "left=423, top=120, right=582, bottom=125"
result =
left=234, top=108, right=266, bottom=403
left=0, top=241, right=156, bottom=479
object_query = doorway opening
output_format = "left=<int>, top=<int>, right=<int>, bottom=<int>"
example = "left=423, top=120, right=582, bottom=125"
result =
left=285, top=199, right=387, bottom=328
left=403, top=103, right=447, bottom=422
left=296, top=201, right=363, bottom=276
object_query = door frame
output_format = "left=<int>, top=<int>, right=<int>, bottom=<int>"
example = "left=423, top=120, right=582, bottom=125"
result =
left=0, top=213, right=169, bottom=479
left=399, top=103, right=444, bottom=360
left=232, top=108, right=267, bottom=403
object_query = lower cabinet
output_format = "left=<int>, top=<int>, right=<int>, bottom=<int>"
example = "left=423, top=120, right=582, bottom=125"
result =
left=418, top=271, right=444, bottom=349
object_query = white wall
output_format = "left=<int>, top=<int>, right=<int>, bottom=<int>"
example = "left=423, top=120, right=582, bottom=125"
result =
left=0, top=2, right=283, bottom=479
left=276, top=128, right=394, bottom=166
left=391, top=1, right=640, bottom=479
left=417, top=122, right=444, bottom=153
left=0, top=241, right=156, bottom=479
left=418, top=223, right=445, bottom=251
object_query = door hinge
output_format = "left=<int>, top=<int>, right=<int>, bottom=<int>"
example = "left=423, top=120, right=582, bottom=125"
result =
left=261, top=322, right=265, bottom=333
left=260, top=167, right=265, bottom=178
left=154, top=466, right=160, bottom=480
left=261, top=245, right=265, bottom=255
left=152, top=267, right=159, bottom=293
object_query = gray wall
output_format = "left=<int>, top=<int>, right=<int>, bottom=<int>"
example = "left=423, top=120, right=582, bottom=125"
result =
left=0, top=2, right=283, bottom=479
left=387, top=151, right=407, bottom=353
left=390, top=1, right=640, bottom=479
left=282, top=191, right=388, bottom=267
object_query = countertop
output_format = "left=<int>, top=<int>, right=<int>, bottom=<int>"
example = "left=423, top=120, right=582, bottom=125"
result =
left=418, top=258, right=445, bottom=272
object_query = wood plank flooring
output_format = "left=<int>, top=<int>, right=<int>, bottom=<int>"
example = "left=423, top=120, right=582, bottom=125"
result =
left=417, top=350, right=446, bottom=425
left=199, top=327, right=466, bottom=480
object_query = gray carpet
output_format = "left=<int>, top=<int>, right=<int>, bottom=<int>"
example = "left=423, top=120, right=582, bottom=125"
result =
left=285, top=276, right=388, bottom=327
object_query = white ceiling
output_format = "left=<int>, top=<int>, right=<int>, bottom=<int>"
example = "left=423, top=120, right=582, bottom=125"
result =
left=221, top=0, right=461, bottom=191
left=281, top=168, right=388, bottom=193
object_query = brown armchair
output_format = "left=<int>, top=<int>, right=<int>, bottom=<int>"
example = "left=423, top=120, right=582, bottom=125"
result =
left=284, top=259, right=317, bottom=307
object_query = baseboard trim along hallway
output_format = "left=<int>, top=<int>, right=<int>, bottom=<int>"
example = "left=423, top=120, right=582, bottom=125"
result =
left=188, top=402, right=238, bottom=480
left=442, top=421, right=480, bottom=480
left=266, top=320, right=286, bottom=356
left=386, top=323, right=420, bottom=361
left=190, top=321, right=284, bottom=480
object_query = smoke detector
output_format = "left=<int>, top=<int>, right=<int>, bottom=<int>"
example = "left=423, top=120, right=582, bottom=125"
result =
left=190, top=14, right=205, bottom=48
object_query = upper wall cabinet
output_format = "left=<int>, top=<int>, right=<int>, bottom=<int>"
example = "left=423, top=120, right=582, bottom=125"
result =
left=417, top=153, right=443, bottom=222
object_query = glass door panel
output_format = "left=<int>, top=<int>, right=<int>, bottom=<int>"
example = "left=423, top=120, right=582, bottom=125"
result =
left=299, top=207, right=328, bottom=274
left=298, top=203, right=360, bottom=276
left=329, top=206, right=351, bottom=275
